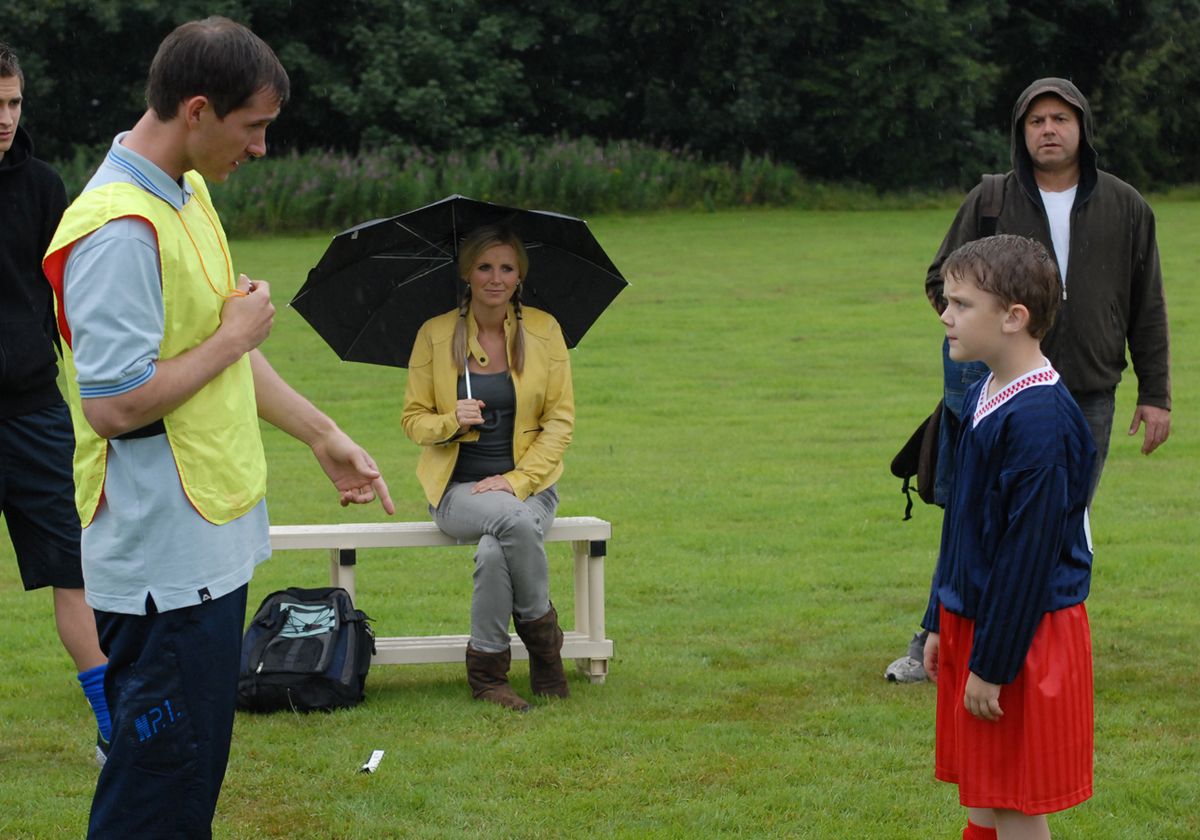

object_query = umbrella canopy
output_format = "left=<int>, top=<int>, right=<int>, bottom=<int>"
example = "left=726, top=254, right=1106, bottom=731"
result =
left=291, top=194, right=628, bottom=367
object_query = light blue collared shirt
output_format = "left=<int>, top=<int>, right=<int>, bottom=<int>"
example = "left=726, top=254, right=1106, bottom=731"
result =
left=64, top=133, right=269, bottom=615
left=68, top=134, right=190, bottom=400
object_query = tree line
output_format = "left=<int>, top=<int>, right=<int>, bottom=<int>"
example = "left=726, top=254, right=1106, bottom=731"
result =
left=10, top=0, right=1200, bottom=191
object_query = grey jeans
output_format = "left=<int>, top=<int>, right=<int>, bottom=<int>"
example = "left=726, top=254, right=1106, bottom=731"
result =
left=1072, top=388, right=1115, bottom=507
left=432, top=483, right=559, bottom=652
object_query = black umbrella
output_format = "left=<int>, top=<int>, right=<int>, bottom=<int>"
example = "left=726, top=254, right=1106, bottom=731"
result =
left=291, top=194, right=628, bottom=367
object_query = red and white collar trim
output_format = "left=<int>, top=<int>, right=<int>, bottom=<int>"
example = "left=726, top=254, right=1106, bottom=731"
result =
left=973, top=362, right=1059, bottom=425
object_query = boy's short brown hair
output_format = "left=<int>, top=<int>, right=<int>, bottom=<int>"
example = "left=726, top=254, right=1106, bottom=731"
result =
left=0, top=41, right=23, bottom=88
left=941, top=235, right=1061, bottom=339
left=146, top=16, right=289, bottom=120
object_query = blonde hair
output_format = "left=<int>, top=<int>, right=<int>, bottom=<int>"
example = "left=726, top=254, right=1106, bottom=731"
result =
left=452, top=224, right=528, bottom=374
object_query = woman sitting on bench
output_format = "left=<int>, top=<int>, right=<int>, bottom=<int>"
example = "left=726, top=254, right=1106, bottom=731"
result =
left=401, top=224, right=574, bottom=712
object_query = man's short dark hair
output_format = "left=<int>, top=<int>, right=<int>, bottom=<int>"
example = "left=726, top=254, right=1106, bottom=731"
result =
left=146, top=16, right=289, bottom=120
left=942, top=235, right=1062, bottom=339
left=0, top=41, right=23, bottom=88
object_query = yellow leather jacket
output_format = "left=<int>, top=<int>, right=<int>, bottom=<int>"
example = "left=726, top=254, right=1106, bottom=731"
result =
left=401, top=305, right=574, bottom=507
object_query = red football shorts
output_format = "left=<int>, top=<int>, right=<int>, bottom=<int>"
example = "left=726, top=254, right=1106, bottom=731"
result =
left=935, top=603, right=1093, bottom=814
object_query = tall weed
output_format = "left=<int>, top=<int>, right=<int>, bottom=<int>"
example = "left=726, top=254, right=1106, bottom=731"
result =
left=54, top=137, right=962, bottom=237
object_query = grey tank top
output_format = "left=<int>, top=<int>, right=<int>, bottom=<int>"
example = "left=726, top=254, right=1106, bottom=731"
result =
left=451, top=371, right=517, bottom=482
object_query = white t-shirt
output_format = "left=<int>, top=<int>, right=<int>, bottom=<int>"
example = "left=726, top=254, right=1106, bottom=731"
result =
left=1039, top=186, right=1077, bottom=296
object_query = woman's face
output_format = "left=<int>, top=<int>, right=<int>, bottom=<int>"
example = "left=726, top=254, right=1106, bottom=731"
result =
left=467, top=243, right=521, bottom=309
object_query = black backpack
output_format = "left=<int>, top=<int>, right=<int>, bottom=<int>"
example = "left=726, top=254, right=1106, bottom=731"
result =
left=237, top=587, right=374, bottom=713
left=890, top=400, right=943, bottom=520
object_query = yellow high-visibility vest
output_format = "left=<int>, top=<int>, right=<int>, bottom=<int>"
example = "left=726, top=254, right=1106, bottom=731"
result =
left=44, top=172, right=266, bottom=526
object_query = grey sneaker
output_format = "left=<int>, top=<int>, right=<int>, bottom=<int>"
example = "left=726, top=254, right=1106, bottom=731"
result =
left=884, top=655, right=927, bottom=683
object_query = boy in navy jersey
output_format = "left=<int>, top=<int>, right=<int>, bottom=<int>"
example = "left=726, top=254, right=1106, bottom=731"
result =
left=922, top=235, right=1096, bottom=840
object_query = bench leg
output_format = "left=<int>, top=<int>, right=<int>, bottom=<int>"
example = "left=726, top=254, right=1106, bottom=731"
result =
left=329, top=548, right=357, bottom=604
left=576, top=656, right=608, bottom=683
left=571, top=539, right=608, bottom=684
left=572, top=539, right=589, bottom=636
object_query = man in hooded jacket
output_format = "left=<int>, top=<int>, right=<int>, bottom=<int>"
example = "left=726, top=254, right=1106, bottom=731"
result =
left=0, top=41, right=112, bottom=761
left=885, top=77, right=1171, bottom=684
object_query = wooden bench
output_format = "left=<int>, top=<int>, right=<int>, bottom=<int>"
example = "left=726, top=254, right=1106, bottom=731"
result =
left=268, top=516, right=613, bottom=683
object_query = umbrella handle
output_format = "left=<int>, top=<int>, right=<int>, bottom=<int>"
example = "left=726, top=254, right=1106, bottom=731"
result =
left=464, top=364, right=472, bottom=400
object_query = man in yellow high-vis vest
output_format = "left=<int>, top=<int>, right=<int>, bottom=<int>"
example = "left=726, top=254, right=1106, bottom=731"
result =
left=43, top=17, right=393, bottom=838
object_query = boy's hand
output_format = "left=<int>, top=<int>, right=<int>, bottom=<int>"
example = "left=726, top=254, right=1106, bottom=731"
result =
left=964, top=672, right=1003, bottom=721
left=923, top=632, right=940, bottom=683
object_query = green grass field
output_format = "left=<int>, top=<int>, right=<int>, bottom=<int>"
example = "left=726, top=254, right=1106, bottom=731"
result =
left=2, top=205, right=1198, bottom=838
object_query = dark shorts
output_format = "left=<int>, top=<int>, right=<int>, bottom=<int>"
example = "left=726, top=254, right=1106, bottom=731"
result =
left=0, top=402, right=83, bottom=590
left=90, top=586, right=249, bottom=840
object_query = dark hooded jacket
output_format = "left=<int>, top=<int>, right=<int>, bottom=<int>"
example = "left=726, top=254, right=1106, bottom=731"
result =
left=0, top=125, right=68, bottom=418
left=925, top=78, right=1171, bottom=410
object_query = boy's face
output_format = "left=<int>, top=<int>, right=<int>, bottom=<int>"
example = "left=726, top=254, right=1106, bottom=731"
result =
left=188, top=87, right=280, bottom=183
left=0, top=75, right=22, bottom=161
left=940, top=271, right=1009, bottom=364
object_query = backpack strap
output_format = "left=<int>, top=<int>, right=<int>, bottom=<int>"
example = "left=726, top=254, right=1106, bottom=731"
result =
left=890, top=401, right=942, bottom=521
left=979, top=173, right=1005, bottom=237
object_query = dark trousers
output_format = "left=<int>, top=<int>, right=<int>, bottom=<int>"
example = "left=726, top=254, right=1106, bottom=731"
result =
left=89, top=586, right=248, bottom=840
left=1072, top=388, right=1115, bottom=506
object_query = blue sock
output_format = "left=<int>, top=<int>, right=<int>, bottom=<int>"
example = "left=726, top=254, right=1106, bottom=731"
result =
left=77, top=664, right=111, bottom=742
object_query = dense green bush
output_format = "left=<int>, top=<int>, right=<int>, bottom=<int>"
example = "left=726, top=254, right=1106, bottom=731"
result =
left=51, top=138, right=958, bottom=237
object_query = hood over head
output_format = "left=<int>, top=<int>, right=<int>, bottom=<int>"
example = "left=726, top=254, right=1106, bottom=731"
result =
left=1010, top=78, right=1097, bottom=197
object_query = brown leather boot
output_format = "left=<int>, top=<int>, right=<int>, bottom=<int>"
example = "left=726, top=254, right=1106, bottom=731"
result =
left=465, top=645, right=530, bottom=712
left=514, top=603, right=570, bottom=698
